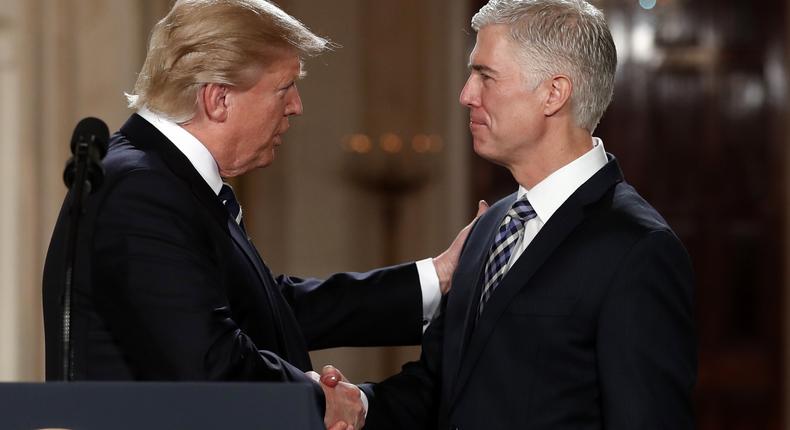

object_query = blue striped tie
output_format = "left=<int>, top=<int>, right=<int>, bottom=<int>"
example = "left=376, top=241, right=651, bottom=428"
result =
left=478, top=196, right=537, bottom=317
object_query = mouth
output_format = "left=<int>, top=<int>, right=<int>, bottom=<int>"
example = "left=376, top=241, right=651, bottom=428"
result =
left=469, top=112, right=487, bottom=126
left=274, top=123, right=290, bottom=146
left=469, top=119, right=488, bottom=131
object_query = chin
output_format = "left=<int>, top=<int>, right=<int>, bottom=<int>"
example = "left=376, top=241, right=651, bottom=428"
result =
left=256, top=152, right=275, bottom=169
left=257, top=158, right=274, bottom=169
left=473, top=140, right=505, bottom=166
left=472, top=138, right=492, bottom=157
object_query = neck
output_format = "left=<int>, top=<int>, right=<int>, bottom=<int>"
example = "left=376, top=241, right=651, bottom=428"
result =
left=509, top=125, right=592, bottom=190
left=182, top=120, right=231, bottom=177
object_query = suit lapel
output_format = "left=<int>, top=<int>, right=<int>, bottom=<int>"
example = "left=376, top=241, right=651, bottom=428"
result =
left=119, top=114, right=290, bottom=353
left=442, top=194, right=516, bottom=402
left=448, top=157, right=624, bottom=406
left=225, top=216, right=290, bottom=354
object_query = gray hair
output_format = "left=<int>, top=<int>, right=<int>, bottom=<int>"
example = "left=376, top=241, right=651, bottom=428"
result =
left=472, top=0, right=617, bottom=132
left=127, top=0, right=330, bottom=122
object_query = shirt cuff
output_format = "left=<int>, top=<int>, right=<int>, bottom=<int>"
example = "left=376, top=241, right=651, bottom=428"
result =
left=360, top=388, right=369, bottom=418
left=416, top=258, right=442, bottom=332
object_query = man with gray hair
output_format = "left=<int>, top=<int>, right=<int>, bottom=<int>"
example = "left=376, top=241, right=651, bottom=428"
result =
left=321, top=0, right=696, bottom=428
left=42, top=0, right=482, bottom=428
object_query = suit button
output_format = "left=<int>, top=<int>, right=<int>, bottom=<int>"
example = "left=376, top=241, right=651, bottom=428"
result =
left=450, top=426, right=460, bottom=430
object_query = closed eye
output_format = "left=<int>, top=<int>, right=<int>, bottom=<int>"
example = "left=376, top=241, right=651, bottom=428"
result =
left=279, top=82, right=295, bottom=92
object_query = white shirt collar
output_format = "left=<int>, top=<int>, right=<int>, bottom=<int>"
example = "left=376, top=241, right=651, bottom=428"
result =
left=519, top=137, right=608, bottom=223
left=137, top=107, right=224, bottom=196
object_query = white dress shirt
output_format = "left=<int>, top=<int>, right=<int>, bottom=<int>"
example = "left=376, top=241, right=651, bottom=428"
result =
left=137, top=108, right=442, bottom=325
left=504, top=138, right=609, bottom=271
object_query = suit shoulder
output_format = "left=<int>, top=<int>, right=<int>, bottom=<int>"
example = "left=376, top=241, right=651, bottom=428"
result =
left=102, top=132, right=168, bottom=178
left=95, top=132, right=194, bottom=210
left=587, top=182, right=678, bottom=245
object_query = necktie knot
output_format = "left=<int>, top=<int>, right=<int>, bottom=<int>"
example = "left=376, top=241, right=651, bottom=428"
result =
left=506, top=196, right=536, bottom=224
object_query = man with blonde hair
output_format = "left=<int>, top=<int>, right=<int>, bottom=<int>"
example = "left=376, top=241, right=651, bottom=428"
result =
left=42, top=1, right=481, bottom=428
left=322, top=0, right=696, bottom=428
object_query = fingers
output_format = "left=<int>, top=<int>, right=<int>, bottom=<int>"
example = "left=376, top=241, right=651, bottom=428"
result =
left=318, top=365, right=362, bottom=429
left=476, top=199, right=489, bottom=217
left=434, top=199, right=490, bottom=294
left=321, top=379, right=365, bottom=430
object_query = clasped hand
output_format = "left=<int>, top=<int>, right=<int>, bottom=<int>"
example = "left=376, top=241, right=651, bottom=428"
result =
left=307, top=365, right=364, bottom=430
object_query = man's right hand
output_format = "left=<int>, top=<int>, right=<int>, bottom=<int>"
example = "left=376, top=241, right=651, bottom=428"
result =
left=308, top=367, right=365, bottom=430
left=433, top=200, right=489, bottom=293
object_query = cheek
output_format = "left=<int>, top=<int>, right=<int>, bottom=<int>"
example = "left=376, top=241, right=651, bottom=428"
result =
left=261, top=104, right=285, bottom=131
left=498, top=95, right=536, bottom=129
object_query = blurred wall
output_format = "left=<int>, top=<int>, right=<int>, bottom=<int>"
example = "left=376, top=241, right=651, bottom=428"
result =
left=248, top=0, right=471, bottom=383
left=0, top=0, right=170, bottom=381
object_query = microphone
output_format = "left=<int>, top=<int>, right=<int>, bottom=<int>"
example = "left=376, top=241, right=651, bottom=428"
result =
left=63, top=117, right=110, bottom=192
left=59, top=117, right=109, bottom=380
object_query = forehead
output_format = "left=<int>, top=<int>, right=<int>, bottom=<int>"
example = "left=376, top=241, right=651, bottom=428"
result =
left=265, top=53, right=302, bottom=77
left=470, top=24, right=519, bottom=70
left=242, top=54, right=301, bottom=92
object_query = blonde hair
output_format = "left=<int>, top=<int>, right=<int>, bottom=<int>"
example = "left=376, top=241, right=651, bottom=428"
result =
left=127, top=0, right=329, bottom=122
left=472, top=0, right=617, bottom=132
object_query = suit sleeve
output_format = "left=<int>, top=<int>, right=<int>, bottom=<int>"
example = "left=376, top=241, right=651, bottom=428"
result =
left=596, top=230, right=696, bottom=429
left=91, top=170, right=323, bottom=399
left=359, top=216, right=482, bottom=428
left=359, top=295, right=446, bottom=429
left=276, top=264, right=424, bottom=350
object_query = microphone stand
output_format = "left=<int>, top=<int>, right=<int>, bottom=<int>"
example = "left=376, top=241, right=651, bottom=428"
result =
left=61, top=138, right=96, bottom=381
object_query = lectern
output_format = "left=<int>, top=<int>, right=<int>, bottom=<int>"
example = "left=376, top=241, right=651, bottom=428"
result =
left=0, top=382, right=323, bottom=429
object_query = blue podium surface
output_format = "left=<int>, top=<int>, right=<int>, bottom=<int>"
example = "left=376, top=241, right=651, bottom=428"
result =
left=0, top=382, right=323, bottom=429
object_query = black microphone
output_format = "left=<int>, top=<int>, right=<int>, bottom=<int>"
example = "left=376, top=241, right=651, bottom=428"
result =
left=60, top=117, right=110, bottom=380
left=63, top=117, right=110, bottom=192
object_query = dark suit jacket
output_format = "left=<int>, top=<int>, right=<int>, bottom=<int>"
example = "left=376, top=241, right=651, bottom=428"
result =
left=43, top=114, right=423, bottom=403
left=363, top=157, right=696, bottom=429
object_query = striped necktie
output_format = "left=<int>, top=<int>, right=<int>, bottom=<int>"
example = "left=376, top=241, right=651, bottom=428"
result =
left=478, top=196, right=537, bottom=317
left=219, top=183, right=245, bottom=230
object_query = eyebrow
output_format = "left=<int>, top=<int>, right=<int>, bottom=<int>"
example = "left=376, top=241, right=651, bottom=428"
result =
left=468, top=63, right=498, bottom=76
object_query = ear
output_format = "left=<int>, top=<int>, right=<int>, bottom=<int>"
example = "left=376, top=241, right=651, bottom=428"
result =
left=199, top=83, right=230, bottom=123
left=544, top=75, right=572, bottom=117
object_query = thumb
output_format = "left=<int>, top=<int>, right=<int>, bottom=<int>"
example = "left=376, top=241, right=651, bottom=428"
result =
left=321, top=365, right=345, bottom=387
left=476, top=200, right=489, bottom=217
left=328, top=421, right=349, bottom=430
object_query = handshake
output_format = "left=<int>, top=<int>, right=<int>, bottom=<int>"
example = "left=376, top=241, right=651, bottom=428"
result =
left=303, top=201, right=489, bottom=429
left=307, top=366, right=365, bottom=430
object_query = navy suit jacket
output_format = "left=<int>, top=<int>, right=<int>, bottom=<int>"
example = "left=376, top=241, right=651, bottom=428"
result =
left=43, top=114, right=423, bottom=403
left=363, top=157, right=696, bottom=429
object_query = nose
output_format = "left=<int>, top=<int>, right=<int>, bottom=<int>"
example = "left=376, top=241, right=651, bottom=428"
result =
left=459, top=74, right=479, bottom=108
left=285, top=85, right=303, bottom=117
